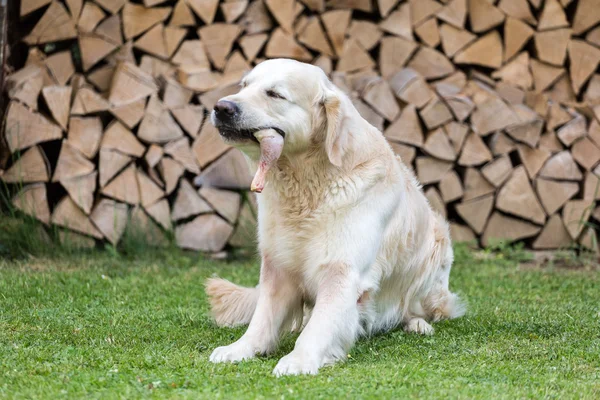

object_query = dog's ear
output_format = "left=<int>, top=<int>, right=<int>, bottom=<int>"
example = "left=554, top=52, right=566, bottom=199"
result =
left=320, top=85, right=350, bottom=167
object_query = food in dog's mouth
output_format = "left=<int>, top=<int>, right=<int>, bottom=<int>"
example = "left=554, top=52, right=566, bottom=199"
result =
left=251, top=129, right=284, bottom=193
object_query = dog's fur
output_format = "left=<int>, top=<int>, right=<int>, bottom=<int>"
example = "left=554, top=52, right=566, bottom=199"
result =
left=206, top=59, right=465, bottom=376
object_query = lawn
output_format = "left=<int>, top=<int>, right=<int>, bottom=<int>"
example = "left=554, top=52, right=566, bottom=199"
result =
left=0, top=224, right=599, bottom=399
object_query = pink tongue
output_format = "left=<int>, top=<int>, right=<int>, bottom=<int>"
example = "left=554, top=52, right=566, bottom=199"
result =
left=251, top=129, right=284, bottom=193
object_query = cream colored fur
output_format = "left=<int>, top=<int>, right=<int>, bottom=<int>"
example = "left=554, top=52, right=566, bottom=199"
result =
left=206, top=59, right=465, bottom=376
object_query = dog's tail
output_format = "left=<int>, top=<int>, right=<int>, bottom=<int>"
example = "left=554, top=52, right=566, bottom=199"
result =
left=205, top=278, right=259, bottom=327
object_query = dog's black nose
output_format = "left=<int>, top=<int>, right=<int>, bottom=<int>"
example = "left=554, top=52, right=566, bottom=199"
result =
left=214, top=100, right=239, bottom=120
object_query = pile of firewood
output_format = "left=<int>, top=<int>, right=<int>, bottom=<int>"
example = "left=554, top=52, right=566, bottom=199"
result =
left=1, top=0, right=600, bottom=253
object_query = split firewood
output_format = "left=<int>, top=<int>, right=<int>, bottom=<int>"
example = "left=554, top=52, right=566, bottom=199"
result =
left=562, top=200, right=593, bottom=240
left=87, top=66, right=115, bottom=92
left=481, top=155, right=512, bottom=187
left=456, top=194, right=494, bottom=234
left=571, top=137, right=600, bottom=171
left=165, top=137, right=200, bottom=174
left=497, top=0, right=536, bottom=25
left=95, top=0, right=126, bottom=15
left=52, top=196, right=103, bottom=239
left=60, top=171, right=97, bottom=215
left=11, top=183, right=51, bottom=224
left=67, top=117, right=103, bottom=159
left=470, top=96, right=519, bottom=136
left=481, top=212, right=541, bottom=247
left=425, top=187, right=447, bottom=219
left=187, top=0, right=219, bottom=24
left=491, top=52, right=532, bottom=90
left=517, top=145, right=550, bottom=178
left=4, top=102, right=62, bottom=153
left=110, top=98, right=146, bottom=129
left=337, top=39, right=376, bottom=72
left=44, top=51, right=75, bottom=86
left=556, top=114, right=586, bottom=146
left=298, top=17, right=334, bottom=56
left=95, top=14, right=123, bottom=45
left=384, top=104, right=424, bottom=147
left=198, top=24, right=242, bottom=69
left=71, top=86, right=110, bottom=115
left=536, top=178, right=579, bottom=215
left=379, top=37, right=418, bottom=79
left=389, top=142, right=416, bottom=165
left=468, top=0, right=505, bottom=33
left=200, top=187, right=242, bottom=224
left=239, top=34, right=269, bottom=62
left=444, top=121, right=469, bottom=153
left=172, top=105, right=205, bottom=138
left=52, top=141, right=95, bottom=183
left=101, top=121, right=145, bottom=158
left=5, top=64, right=44, bottom=110
left=538, top=151, right=583, bottom=181
left=496, top=166, right=546, bottom=225
left=389, top=68, right=434, bottom=109
left=458, top=133, right=492, bottom=166
left=138, top=95, right=184, bottom=144
left=537, top=0, right=569, bottom=31
left=463, top=168, right=495, bottom=201
left=503, top=17, right=534, bottom=62
left=172, top=179, right=213, bottom=221
left=450, top=223, right=477, bottom=244
left=108, top=62, right=158, bottom=108
left=439, top=23, right=476, bottom=58
left=24, top=1, right=77, bottom=44
left=572, top=0, right=600, bottom=35
left=98, top=149, right=132, bottom=187
left=90, top=199, right=129, bottom=245
left=348, top=20, right=383, bottom=51
left=145, top=199, right=172, bottom=231
left=175, top=214, right=233, bottom=252
left=408, top=47, right=455, bottom=80
left=222, top=0, right=249, bottom=23
left=361, top=79, right=400, bottom=122
left=454, top=31, right=502, bottom=69
left=415, top=157, right=453, bottom=184
left=198, top=85, right=240, bottom=111
left=379, top=3, right=412, bottom=40
left=420, top=97, right=454, bottom=130
left=137, top=169, right=164, bottom=208
left=145, top=145, right=164, bottom=168
left=568, top=40, right=600, bottom=95
left=122, top=2, right=171, bottom=40
left=240, top=0, right=274, bottom=35
left=534, top=29, right=572, bottom=67
left=159, top=157, right=185, bottom=195
left=169, top=0, right=195, bottom=26
left=101, top=164, right=140, bottom=204
left=194, top=149, right=253, bottom=189
left=21, top=0, right=52, bottom=16
left=439, top=170, right=464, bottom=203
left=77, top=2, right=105, bottom=33
left=532, top=214, right=573, bottom=250
left=437, top=0, right=467, bottom=29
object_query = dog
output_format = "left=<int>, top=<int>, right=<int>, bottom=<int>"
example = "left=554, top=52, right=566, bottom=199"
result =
left=205, top=59, right=465, bottom=376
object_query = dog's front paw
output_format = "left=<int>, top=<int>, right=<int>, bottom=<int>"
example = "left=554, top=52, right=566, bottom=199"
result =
left=273, top=351, right=320, bottom=376
left=209, top=341, right=256, bottom=363
left=404, top=318, right=434, bottom=335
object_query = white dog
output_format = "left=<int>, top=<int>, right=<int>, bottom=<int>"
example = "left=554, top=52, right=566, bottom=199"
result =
left=205, top=59, right=465, bottom=376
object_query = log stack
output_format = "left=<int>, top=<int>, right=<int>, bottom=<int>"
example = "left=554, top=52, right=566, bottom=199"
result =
left=2, top=0, right=600, bottom=253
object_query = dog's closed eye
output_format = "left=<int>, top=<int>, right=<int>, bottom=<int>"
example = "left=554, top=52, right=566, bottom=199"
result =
left=266, top=90, right=286, bottom=100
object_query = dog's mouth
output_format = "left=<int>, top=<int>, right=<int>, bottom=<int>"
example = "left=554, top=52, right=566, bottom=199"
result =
left=217, top=126, right=286, bottom=144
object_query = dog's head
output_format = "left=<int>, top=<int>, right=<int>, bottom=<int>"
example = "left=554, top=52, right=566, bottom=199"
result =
left=211, top=58, right=354, bottom=167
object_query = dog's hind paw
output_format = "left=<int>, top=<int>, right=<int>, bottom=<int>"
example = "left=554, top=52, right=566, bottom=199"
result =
left=404, top=318, right=434, bottom=335
left=209, top=341, right=256, bottom=363
left=273, top=351, right=320, bottom=376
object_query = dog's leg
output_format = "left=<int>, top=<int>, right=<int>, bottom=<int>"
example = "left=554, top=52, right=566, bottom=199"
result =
left=209, top=256, right=301, bottom=363
left=273, top=262, right=360, bottom=376
left=403, top=317, right=434, bottom=335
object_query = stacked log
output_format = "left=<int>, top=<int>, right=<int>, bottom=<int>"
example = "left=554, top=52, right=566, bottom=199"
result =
left=2, top=0, right=600, bottom=253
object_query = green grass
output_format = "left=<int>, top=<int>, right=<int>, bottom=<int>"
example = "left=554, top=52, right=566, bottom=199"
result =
left=0, top=223, right=599, bottom=399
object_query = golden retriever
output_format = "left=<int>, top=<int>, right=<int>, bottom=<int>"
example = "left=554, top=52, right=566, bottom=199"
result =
left=205, top=59, right=465, bottom=376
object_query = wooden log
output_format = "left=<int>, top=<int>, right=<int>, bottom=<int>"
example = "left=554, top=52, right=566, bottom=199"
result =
left=436, top=0, right=467, bottom=29
left=90, top=199, right=129, bottom=245
left=99, top=149, right=132, bottom=187
left=496, top=166, right=546, bottom=225
left=361, top=79, right=400, bottom=122
left=415, top=157, right=453, bottom=184
left=463, top=167, right=495, bottom=201
left=71, top=86, right=110, bottom=115
left=52, top=196, right=103, bottom=239
left=439, top=23, right=476, bottom=58
left=222, top=0, right=249, bottom=23
left=454, top=31, right=502, bottom=69
left=530, top=59, right=565, bottom=95
left=87, top=65, right=116, bottom=92
left=492, top=52, right=532, bottom=90
left=52, top=141, right=95, bottom=182
left=532, top=214, right=573, bottom=250
left=562, top=200, right=593, bottom=240
left=77, top=2, right=105, bottom=33
left=108, top=62, right=158, bottom=108
left=314, top=55, right=333, bottom=75
left=352, top=98, right=384, bottom=132
left=517, top=144, right=550, bottom=178
left=389, top=142, right=416, bottom=165
left=503, top=17, right=534, bottom=62
left=536, top=177, right=579, bottom=215
left=388, top=68, right=434, bottom=108
left=239, top=34, right=269, bottom=62
left=137, top=169, right=164, bottom=208
left=497, top=0, right=536, bottom=25
left=449, top=223, right=477, bottom=243
left=410, top=0, right=442, bottom=27
left=99, top=121, right=143, bottom=159
left=572, top=0, right=600, bottom=35
left=264, top=0, right=295, bottom=34
left=471, top=96, right=519, bottom=136
left=194, top=149, right=253, bottom=189
left=439, top=170, right=464, bottom=202
left=481, top=155, right=512, bottom=187
left=176, top=214, right=233, bottom=252
left=545, top=74, right=576, bottom=104
left=187, top=0, right=219, bottom=25
left=534, top=29, right=571, bottom=66
left=568, top=40, right=600, bottom=95
left=199, top=187, right=242, bottom=223
left=172, top=105, right=204, bottom=138
left=171, top=40, right=211, bottom=71
left=5, top=64, right=44, bottom=110
left=336, top=38, right=376, bottom=73
left=24, top=1, right=77, bottom=44
left=538, top=150, right=583, bottom=181
left=420, top=97, right=454, bottom=130
left=159, top=157, right=185, bottom=195
left=138, top=95, right=184, bottom=144
left=4, top=102, right=62, bottom=154
left=101, top=164, right=140, bottom=204
left=95, top=14, right=123, bottom=45
left=198, top=24, right=242, bottom=69
left=584, top=172, right=600, bottom=200
left=481, top=212, right=541, bottom=247
left=122, top=2, right=171, bottom=40
left=537, top=0, right=569, bottom=31
left=164, top=137, right=200, bottom=174
left=579, top=228, right=598, bottom=253
left=145, top=199, right=172, bottom=231
left=240, top=0, right=274, bottom=35
left=589, top=119, right=600, bottom=148
left=407, top=47, right=455, bottom=80
left=455, top=194, right=494, bottom=234
left=379, top=3, right=412, bottom=40
left=556, top=114, right=586, bottom=146
left=169, top=0, right=195, bottom=26
left=60, top=171, right=97, bottom=215
left=348, top=20, right=383, bottom=51
left=110, top=98, right=146, bottom=129
left=468, top=0, right=505, bottom=33
left=538, top=132, right=563, bottom=154
left=458, top=132, right=492, bottom=166
left=11, top=184, right=51, bottom=224
left=423, top=127, right=456, bottom=161
left=415, top=18, right=440, bottom=48
left=67, top=116, right=102, bottom=159
left=384, top=104, right=424, bottom=147
left=506, top=119, right=543, bottom=148
left=445, top=121, right=469, bottom=153
left=134, top=23, right=185, bottom=60
left=58, top=230, right=96, bottom=248
left=326, top=0, right=372, bottom=12
left=296, top=17, right=333, bottom=56
left=425, top=187, right=447, bottom=218
left=145, top=145, right=164, bottom=168
left=127, top=207, right=168, bottom=247
left=265, top=27, right=312, bottom=62
left=572, top=137, right=600, bottom=171
left=172, top=179, right=212, bottom=221
left=43, top=51, right=74, bottom=86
